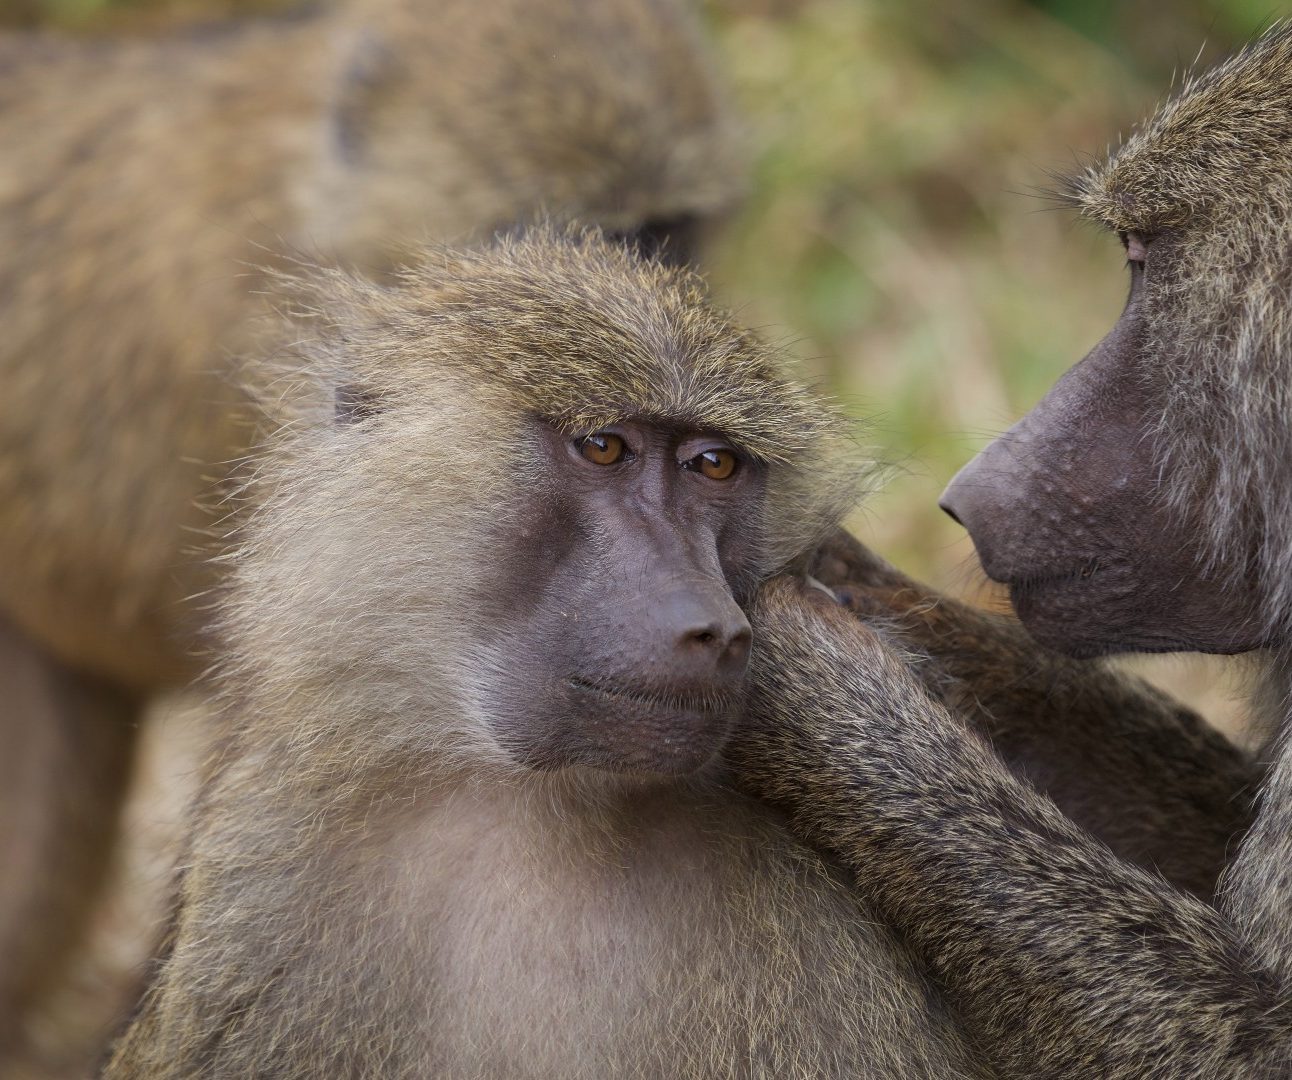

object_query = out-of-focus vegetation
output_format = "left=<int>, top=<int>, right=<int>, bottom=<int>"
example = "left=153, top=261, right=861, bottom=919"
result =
left=705, top=0, right=1264, bottom=596
left=0, top=0, right=279, bottom=28
left=0, top=0, right=1264, bottom=725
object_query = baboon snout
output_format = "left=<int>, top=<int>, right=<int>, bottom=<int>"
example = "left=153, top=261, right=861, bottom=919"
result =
left=650, top=587, right=752, bottom=682
left=939, top=451, right=998, bottom=533
left=939, top=448, right=1016, bottom=576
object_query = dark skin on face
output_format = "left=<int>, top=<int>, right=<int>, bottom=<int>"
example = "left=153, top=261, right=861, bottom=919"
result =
left=481, top=417, right=763, bottom=776
left=940, top=231, right=1267, bottom=658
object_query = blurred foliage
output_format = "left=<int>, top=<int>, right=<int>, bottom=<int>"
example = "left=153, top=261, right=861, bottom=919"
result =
left=703, top=0, right=1263, bottom=599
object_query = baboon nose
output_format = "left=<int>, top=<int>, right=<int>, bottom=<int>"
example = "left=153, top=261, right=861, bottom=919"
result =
left=667, top=592, right=752, bottom=676
left=939, top=449, right=1027, bottom=585
left=939, top=457, right=983, bottom=531
left=680, top=613, right=752, bottom=660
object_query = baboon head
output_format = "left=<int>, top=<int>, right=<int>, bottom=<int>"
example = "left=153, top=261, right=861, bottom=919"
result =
left=321, top=0, right=744, bottom=269
left=940, top=28, right=1292, bottom=658
left=230, top=229, right=854, bottom=779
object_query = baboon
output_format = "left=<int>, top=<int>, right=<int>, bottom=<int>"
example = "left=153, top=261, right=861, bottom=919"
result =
left=105, top=228, right=1267, bottom=1079
left=810, top=531, right=1254, bottom=902
left=103, top=229, right=989, bottom=1079
left=733, top=26, right=1292, bottom=1078
left=0, top=0, right=740, bottom=1060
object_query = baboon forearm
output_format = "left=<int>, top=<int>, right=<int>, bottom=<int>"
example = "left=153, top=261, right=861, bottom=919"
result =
left=815, top=529, right=1256, bottom=897
left=1226, top=737, right=1292, bottom=984
left=737, top=583, right=1290, bottom=1078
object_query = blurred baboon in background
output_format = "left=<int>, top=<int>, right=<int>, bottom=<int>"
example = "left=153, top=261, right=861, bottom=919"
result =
left=0, top=0, right=742, bottom=1068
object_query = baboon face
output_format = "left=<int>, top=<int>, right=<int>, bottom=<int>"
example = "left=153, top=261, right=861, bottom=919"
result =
left=480, top=417, right=763, bottom=776
left=261, top=233, right=845, bottom=779
left=940, top=231, right=1267, bottom=658
left=936, top=28, right=1292, bottom=659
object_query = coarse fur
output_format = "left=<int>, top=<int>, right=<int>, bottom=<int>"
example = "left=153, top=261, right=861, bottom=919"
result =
left=810, top=531, right=1255, bottom=904
left=103, top=229, right=985, bottom=1078
left=733, top=579, right=1286, bottom=1080
left=0, top=1, right=740, bottom=1064
left=743, top=27, right=1292, bottom=1078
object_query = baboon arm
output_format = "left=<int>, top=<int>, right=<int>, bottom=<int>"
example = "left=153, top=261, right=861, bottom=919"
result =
left=1225, top=736, right=1292, bottom=985
left=813, top=529, right=1256, bottom=899
left=733, top=578, right=1291, bottom=1079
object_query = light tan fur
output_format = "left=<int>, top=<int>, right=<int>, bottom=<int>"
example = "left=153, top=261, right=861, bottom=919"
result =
left=104, top=230, right=983, bottom=1079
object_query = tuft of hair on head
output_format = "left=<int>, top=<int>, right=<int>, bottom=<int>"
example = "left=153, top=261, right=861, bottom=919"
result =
left=1064, top=22, right=1292, bottom=234
left=259, top=223, right=870, bottom=565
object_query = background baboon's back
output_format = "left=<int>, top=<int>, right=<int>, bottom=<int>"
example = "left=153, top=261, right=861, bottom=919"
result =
left=0, top=29, right=313, bottom=687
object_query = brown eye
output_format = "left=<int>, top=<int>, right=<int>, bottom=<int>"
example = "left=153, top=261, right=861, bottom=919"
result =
left=578, top=432, right=625, bottom=465
left=695, top=448, right=738, bottom=481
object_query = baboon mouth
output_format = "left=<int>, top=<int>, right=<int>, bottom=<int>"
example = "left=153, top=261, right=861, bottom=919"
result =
left=1001, top=559, right=1101, bottom=594
left=567, top=676, right=734, bottom=714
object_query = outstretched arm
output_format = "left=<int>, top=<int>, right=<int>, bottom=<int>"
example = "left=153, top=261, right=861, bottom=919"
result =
left=811, top=529, right=1256, bottom=899
left=733, top=577, right=1290, bottom=1078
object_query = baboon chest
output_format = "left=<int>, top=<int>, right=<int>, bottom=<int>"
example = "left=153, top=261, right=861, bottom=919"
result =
left=382, top=784, right=963, bottom=1079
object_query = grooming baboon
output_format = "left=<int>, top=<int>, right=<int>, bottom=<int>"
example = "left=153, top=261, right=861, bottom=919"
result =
left=733, top=576, right=1280, bottom=1080
left=106, top=227, right=1270, bottom=1079
left=103, top=229, right=989, bottom=1078
left=0, top=0, right=739, bottom=1061
left=809, top=531, right=1254, bottom=902
left=734, top=26, right=1292, bottom=1077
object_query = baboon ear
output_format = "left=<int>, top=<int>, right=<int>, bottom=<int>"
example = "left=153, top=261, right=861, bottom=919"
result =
left=334, top=383, right=384, bottom=425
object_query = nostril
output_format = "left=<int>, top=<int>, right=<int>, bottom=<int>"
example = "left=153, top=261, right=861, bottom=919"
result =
left=682, top=625, right=723, bottom=650
left=679, top=618, right=750, bottom=655
left=939, top=496, right=963, bottom=527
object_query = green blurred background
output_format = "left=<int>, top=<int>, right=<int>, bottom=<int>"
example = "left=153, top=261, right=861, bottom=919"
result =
left=702, top=0, right=1268, bottom=599
left=2, top=0, right=1268, bottom=726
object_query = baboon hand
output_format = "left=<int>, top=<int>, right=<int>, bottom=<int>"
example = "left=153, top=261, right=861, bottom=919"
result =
left=730, top=574, right=938, bottom=806
left=811, top=528, right=931, bottom=621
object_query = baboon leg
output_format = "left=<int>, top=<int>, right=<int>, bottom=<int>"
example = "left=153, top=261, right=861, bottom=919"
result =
left=0, top=615, right=139, bottom=1069
left=813, top=528, right=1257, bottom=899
